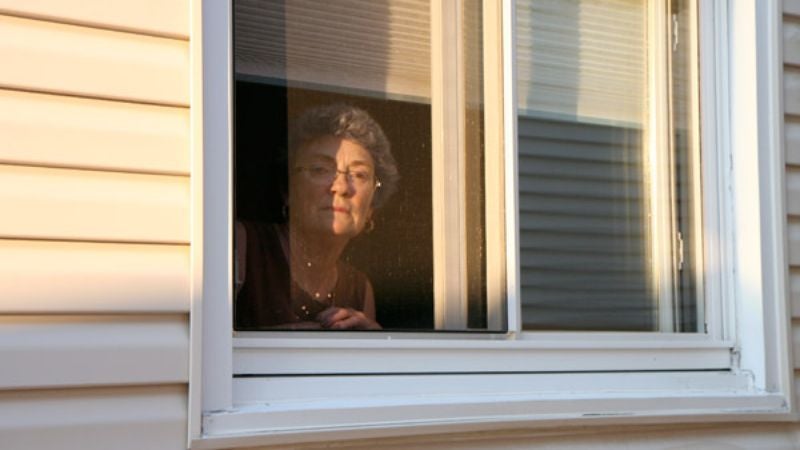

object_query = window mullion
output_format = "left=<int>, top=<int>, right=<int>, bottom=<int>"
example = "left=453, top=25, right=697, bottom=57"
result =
left=648, top=0, right=677, bottom=332
left=502, top=0, right=521, bottom=334
left=432, top=0, right=469, bottom=330
left=683, top=0, right=706, bottom=334
left=699, top=0, right=729, bottom=342
left=483, top=0, right=507, bottom=331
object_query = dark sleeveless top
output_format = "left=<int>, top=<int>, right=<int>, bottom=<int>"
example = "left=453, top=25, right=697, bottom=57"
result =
left=234, top=221, right=370, bottom=330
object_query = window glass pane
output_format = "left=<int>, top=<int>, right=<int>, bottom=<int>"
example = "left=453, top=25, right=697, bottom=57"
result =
left=515, top=0, right=702, bottom=331
left=233, top=0, right=493, bottom=331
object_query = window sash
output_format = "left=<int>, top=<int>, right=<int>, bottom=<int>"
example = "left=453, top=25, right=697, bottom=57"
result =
left=228, top=0, right=728, bottom=369
left=432, top=0, right=508, bottom=330
left=515, top=0, right=706, bottom=333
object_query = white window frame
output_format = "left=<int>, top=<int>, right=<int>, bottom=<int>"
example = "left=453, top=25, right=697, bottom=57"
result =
left=188, top=0, right=795, bottom=448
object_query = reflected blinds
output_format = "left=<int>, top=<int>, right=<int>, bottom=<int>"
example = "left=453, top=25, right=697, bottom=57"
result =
left=234, top=0, right=431, bottom=101
left=516, top=0, right=646, bottom=125
left=516, top=0, right=653, bottom=330
left=518, top=117, right=652, bottom=330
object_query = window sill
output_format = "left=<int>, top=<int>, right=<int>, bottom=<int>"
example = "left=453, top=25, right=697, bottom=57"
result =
left=194, top=371, right=791, bottom=449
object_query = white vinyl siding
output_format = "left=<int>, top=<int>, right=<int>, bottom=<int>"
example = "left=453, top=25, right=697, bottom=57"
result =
left=0, top=166, right=188, bottom=242
left=785, top=0, right=800, bottom=411
left=0, top=241, right=189, bottom=313
left=0, top=90, right=189, bottom=174
left=0, top=386, right=187, bottom=450
left=0, top=0, right=188, bottom=38
left=0, top=315, right=188, bottom=389
left=0, top=14, right=188, bottom=106
left=0, top=2, right=190, bottom=449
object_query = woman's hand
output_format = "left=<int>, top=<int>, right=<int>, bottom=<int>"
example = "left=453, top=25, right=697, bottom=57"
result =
left=317, top=307, right=382, bottom=330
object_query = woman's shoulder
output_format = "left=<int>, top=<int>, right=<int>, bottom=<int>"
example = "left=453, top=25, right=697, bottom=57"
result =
left=337, top=260, right=369, bottom=284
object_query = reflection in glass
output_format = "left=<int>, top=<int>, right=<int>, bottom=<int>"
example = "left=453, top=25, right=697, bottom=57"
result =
left=516, top=0, right=702, bottom=331
left=233, top=0, right=491, bottom=331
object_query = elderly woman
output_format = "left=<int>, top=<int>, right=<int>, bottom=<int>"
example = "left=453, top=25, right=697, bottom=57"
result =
left=235, top=104, right=399, bottom=330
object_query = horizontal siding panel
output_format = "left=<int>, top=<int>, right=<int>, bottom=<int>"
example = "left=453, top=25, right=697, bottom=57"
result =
left=789, top=217, right=800, bottom=266
left=787, top=167, right=800, bottom=215
left=795, top=321, right=800, bottom=368
left=0, top=240, right=189, bottom=313
left=787, top=117, right=800, bottom=164
left=0, top=89, right=189, bottom=174
left=348, top=423, right=800, bottom=449
left=0, top=165, right=189, bottom=243
left=0, top=315, right=188, bottom=389
left=786, top=67, right=800, bottom=115
left=796, top=372, right=800, bottom=417
left=0, top=14, right=188, bottom=106
left=785, top=17, right=800, bottom=65
left=0, top=0, right=188, bottom=39
left=792, top=268, right=800, bottom=317
left=0, top=385, right=186, bottom=450
left=788, top=0, right=800, bottom=16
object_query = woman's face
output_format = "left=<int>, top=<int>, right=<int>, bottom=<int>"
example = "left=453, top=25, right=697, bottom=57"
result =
left=289, top=136, right=378, bottom=239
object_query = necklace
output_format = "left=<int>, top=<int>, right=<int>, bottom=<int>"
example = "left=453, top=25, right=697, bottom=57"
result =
left=292, top=259, right=337, bottom=304
left=283, top=226, right=343, bottom=310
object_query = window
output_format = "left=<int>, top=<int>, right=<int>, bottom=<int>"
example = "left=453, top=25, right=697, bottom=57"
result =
left=516, top=0, right=703, bottom=332
left=189, top=0, right=793, bottom=447
left=232, top=0, right=501, bottom=332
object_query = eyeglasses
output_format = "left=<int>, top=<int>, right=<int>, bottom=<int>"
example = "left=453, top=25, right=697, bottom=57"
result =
left=295, top=164, right=382, bottom=190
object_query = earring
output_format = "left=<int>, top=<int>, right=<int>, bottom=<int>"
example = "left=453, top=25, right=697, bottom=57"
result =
left=281, top=204, right=289, bottom=221
left=366, top=219, right=375, bottom=233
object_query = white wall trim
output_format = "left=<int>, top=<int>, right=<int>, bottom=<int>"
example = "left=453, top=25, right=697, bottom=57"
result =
left=727, top=0, right=793, bottom=398
left=188, top=0, right=235, bottom=443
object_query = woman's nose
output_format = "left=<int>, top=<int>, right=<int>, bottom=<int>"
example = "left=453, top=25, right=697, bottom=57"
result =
left=329, top=171, right=353, bottom=195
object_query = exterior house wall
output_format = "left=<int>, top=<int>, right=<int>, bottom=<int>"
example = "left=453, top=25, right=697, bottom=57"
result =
left=788, top=0, right=800, bottom=422
left=0, top=1, right=190, bottom=449
left=1, top=1, right=800, bottom=449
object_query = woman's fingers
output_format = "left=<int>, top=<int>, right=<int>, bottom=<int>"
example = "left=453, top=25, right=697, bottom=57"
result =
left=317, top=307, right=348, bottom=326
left=329, top=314, right=362, bottom=330
left=318, top=307, right=379, bottom=330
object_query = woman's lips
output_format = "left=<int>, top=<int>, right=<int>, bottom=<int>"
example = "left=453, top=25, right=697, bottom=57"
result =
left=328, top=206, right=350, bottom=213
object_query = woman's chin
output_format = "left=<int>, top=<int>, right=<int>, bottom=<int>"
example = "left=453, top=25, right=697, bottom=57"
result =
left=304, top=221, right=360, bottom=239
left=329, top=225, right=360, bottom=238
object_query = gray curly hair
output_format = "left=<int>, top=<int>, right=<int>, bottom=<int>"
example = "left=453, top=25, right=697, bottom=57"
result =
left=288, top=103, right=399, bottom=209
